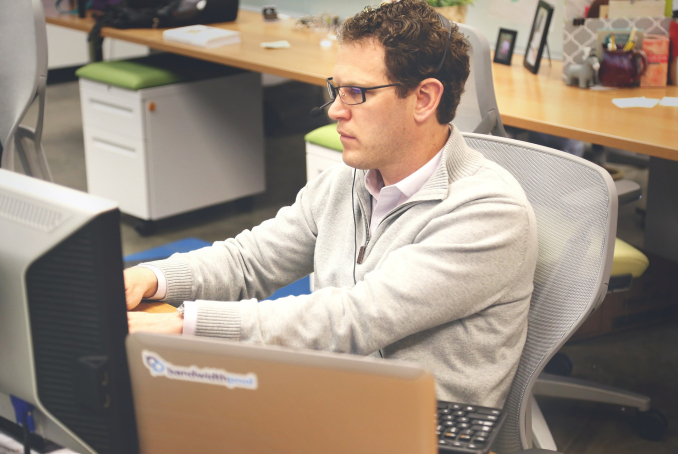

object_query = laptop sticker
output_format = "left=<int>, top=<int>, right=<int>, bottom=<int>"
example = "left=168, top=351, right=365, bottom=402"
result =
left=142, top=350, right=258, bottom=390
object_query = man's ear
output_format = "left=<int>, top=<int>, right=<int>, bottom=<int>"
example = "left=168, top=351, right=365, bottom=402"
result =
left=413, top=78, right=444, bottom=123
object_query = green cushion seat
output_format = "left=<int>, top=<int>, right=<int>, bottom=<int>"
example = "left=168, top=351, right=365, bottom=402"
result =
left=304, top=124, right=343, bottom=152
left=76, top=53, right=242, bottom=90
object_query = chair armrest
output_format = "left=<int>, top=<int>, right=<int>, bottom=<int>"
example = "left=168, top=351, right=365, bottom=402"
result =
left=615, top=179, right=641, bottom=205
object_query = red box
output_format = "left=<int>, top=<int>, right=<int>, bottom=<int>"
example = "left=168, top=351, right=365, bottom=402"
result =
left=641, top=35, right=669, bottom=87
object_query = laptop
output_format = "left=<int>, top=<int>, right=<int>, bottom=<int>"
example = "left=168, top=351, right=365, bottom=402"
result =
left=126, top=333, right=438, bottom=454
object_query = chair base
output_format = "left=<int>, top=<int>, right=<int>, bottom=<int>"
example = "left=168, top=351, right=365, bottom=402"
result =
left=530, top=397, right=557, bottom=451
left=532, top=374, right=669, bottom=442
left=534, top=373, right=651, bottom=411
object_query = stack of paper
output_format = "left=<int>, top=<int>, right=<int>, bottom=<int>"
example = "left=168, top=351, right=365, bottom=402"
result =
left=612, top=97, right=660, bottom=108
left=163, top=25, right=240, bottom=48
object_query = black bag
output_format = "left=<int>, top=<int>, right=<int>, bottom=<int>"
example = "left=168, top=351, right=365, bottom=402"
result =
left=88, top=0, right=239, bottom=42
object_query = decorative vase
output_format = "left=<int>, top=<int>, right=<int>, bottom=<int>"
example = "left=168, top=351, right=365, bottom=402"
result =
left=598, top=48, right=648, bottom=87
left=434, top=5, right=468, bottom=24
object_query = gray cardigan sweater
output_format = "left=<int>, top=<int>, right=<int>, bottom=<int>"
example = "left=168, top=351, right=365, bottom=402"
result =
left=148, top=127, right=538, bottom=407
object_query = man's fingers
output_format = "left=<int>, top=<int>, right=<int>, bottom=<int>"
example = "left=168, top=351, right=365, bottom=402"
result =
left=128, top=312, right=183, bottom=334
left=126, top=289, right=143, bottom=310
left=123, top=267, right=159, bottom=310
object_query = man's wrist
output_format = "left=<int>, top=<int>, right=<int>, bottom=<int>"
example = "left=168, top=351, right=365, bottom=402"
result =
left=136, top=265, right=164, bottom=299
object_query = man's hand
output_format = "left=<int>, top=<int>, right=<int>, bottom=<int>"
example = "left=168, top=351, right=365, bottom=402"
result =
left=128, top=312, right=183, bottom=334
left=124, top=267, right=159, bottom=310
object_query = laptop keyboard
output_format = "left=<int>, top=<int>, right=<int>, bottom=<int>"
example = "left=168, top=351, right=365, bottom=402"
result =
left=436, top=400, right=505, bottom=454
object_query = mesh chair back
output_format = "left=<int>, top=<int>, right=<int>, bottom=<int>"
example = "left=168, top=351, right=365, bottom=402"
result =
left=463, top=134, right=617, bottom=453
left=0, top=0, right=48, bottom=169
left=453, top=24, right=506, bottom=137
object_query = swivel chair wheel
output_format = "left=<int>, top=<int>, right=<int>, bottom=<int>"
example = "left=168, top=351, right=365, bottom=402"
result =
left=543, top=352, right=574, bottom=376
left=134, top=219, right=157, bottom=236
left=636, top=408, right=668, bottom=441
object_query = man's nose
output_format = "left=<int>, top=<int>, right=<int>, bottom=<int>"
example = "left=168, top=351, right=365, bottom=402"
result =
left=328, top=98, right=350, bottom=121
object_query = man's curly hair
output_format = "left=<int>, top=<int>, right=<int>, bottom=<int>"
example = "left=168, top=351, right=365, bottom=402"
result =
left=338, top=0, right=470, bottom=124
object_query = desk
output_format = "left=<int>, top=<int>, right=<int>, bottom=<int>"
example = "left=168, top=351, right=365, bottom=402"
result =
left=44, top=3, right=678, bottom=260
left=134, top=302, right=177, bottom=313
left=44, top=4, right=678, bottom=160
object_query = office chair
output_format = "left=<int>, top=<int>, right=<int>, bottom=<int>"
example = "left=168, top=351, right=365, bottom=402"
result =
left=453, top=23, right=506, bottom=137
left=453, top=24, right=663, bottom=446
left=462, top=133, right=617, bottom=453
left=0, top=0, right=52, bottom=181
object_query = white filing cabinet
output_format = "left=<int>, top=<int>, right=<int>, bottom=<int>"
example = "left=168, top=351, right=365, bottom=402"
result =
left=79, top=72, right=265, bottom=224
left=305, top=142, right=345, bottom=182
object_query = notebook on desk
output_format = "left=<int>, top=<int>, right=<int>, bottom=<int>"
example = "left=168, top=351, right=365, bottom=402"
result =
left=126, top=333, right=438, bottom=454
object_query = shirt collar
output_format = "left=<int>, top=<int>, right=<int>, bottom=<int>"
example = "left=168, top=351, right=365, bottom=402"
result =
left=364, top=147, right=444, bottom=201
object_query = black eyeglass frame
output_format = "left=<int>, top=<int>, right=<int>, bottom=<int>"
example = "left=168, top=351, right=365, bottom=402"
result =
left=326, top=77, right=403, bottom=105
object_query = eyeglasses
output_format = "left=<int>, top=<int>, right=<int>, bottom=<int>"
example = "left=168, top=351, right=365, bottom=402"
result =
left=326, top=77, right=402, bottom=105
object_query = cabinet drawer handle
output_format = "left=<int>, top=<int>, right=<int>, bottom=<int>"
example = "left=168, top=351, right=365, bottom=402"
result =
left=92, top=138, right=136, bottom=155
left=89, top=99, right=134, bottom=117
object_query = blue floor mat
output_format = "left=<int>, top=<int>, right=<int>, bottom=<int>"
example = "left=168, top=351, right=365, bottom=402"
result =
left=124, top=238, right=211, bottom=264
left=124, top=238, right=311, bottom=299
left=265, top=276, right=310, bottom=300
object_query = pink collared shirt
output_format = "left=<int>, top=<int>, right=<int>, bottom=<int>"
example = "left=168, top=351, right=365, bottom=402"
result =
left=364, top=149, right=443, bottom=237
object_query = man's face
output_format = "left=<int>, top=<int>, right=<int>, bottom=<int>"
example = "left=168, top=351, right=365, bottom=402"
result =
left=328, top=40, right=415, bottom=173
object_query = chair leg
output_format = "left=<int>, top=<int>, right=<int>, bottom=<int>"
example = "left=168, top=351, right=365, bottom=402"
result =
left=14, top=126, right=52, bottom=181
left=530, top=396, right=558, bottom=451
left=534, top=373, right=651, bottom=411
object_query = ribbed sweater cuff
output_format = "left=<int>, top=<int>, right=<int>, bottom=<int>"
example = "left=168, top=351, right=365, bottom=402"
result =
left=144, top=259, right=193, bottom=306
left=194, top=300, right=241, bottom=340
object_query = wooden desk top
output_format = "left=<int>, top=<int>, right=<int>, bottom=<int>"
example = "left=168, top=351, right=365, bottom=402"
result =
left=44, top=3, right=678, bottom=160
left=133, top=302, right=177, bottom=313
left=44, top=6, right=336, bottom=86
left=492, top=59, right=678, bottom=161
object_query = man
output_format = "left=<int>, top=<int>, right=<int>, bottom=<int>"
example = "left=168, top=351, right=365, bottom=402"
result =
left=126, top=0, right=538, bottom=407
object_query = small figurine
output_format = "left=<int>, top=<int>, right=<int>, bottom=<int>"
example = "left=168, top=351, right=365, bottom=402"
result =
left=564, top=47, right=600, bottom=89
left=262, top=6, right=278, bottom=21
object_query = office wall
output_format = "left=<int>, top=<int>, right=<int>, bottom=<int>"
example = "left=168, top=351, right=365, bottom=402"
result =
left=241, top=0, right=564, bottom=58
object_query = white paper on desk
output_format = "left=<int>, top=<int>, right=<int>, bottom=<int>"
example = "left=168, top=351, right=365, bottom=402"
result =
left=659, top=97, right=678, bottom=107
left=261, top=40, right=291, bottom=49
left=612, top=97, right=661, bottom=108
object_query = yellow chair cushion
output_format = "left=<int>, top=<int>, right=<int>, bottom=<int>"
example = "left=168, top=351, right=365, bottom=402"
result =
left=612, top=238, right=649, bottom=278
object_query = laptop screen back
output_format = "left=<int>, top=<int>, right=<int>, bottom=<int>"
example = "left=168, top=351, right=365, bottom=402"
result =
left=126, top=333, right=437, bottom=454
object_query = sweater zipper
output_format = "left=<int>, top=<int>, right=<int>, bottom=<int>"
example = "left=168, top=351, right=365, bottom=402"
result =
left=356, top=195, right=371, bottom=264
left=356, top=200, right=422, bottom=264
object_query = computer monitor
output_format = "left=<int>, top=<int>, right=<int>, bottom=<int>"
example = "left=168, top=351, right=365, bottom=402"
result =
left=0, top=169, right=137, bottom=454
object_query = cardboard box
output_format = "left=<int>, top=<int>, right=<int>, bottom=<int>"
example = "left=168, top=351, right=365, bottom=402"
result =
left=570, top=249, right=678, bottom=341
left=641, top=34, right=670, bottom=87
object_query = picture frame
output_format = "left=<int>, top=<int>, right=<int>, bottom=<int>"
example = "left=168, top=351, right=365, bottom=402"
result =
left=523, top=1, right=554, bottom=74
left=493, top=28, right=518, bottom=66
